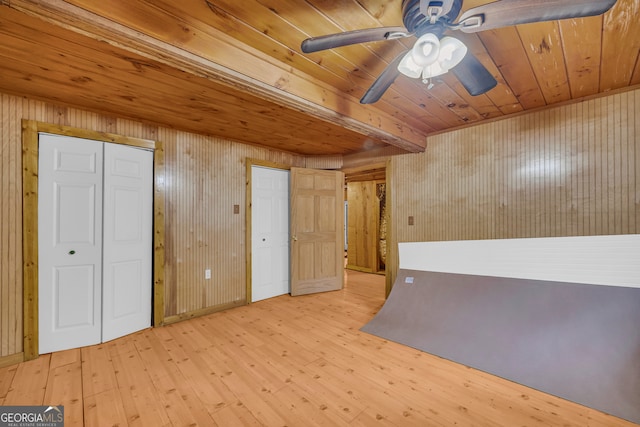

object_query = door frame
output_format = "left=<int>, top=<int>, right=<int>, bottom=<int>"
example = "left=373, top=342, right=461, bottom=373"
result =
left=22, top=120, right=166, bottom=360
left=342, top=161, right=392, bottom=295
left=245, top=159, right=291, bottom=304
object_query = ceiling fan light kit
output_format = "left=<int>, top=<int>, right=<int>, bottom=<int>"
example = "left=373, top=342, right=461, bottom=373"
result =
left=300, top=0, right=619, bottom=104
left=398, top=34, right=467, bottom=81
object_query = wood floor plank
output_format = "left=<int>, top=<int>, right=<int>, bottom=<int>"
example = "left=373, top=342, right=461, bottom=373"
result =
left=43, top=350, right=83, bottom=426
left=285, top=360, right=368, bottom=424
left=0, top=364, right=17, bottom=405
left=216, top=368, right=295, bottom=426
left=210, top=306, right=272, bottom=347
left=132, top=330, right=218, bottom=426
left=357, top=333, right=629, bottom=427
left=350, top=409, right=406, bottom=426
left=83, top=388, right=128, bottom=427
left=49, top=348, right=80, bottom=370
left=153, top=325, right=237, bottom=415
left=214, top=339, right=293, bottom=396
left=304, top=354, right=463, bottom=426
left=270, top=380, right=359, bottom=426
left=208, top=401, right=263, bottom=426
left=0, top=270, right=636, bottom=426
left=176, top=317, right=311, bottom=425
left=81, top=344, right=119, bottom=398
left=207, top=345, right=302, bottom=425
left=108, top=339, right=172, bottom=426
left=2, top=354, right=50, bottom=405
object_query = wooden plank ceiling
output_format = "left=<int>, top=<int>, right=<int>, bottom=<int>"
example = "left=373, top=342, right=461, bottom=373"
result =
left=0, top=0, right=638, bottom=156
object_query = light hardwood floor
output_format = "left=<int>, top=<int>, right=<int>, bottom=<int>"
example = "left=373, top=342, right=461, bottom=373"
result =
left=0, top=270, right=635, bottom=426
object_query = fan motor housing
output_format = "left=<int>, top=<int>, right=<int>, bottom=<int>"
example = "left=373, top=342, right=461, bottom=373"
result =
left=402, top=0, right=463, bottom=37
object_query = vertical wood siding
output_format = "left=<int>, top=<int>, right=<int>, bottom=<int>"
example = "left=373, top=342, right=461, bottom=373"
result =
left=163, top=132, right=303, bottom=318
left=0, top=94, right=24, bottom=359
left=0, top=92, right=304, bottom=360
left=2, top=88, right=639, bottom=360
left=388, top=89, right=639, bottom=286
left=304, top=155, right=343, bottom=170
left=346, top=181, right=380, bottom=273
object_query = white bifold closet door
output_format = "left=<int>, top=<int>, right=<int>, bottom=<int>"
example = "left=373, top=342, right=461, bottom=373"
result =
left=38, top=133, right=153, bottom=354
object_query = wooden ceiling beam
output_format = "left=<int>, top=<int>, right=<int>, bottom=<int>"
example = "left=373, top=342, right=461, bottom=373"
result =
left=7, top=0, right=426, bottom=152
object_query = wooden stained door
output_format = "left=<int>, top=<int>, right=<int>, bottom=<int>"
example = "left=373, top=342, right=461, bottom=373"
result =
left=290, top=167, right=344, bottom=296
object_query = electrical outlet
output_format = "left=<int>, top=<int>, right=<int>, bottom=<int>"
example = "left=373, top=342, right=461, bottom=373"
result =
left=205, top=269, right=211, bottom=280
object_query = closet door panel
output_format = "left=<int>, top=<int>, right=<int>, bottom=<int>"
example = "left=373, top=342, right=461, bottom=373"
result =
left=38, top=134, right=103, bottom=354
left=102, top=143, right=153, bottom=342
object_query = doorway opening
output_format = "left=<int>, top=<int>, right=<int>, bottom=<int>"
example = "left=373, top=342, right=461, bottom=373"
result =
left=245, top=160, right=345, bottom=302
left=343, top=163, right=387, bottom=275
left=249, top=164, right=290, bottom=302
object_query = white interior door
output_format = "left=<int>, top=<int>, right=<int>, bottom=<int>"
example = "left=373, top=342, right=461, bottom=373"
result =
left=102, top=143, right=153, bottom=342
left=39, top=133, right=153, bottom=354
left=38, top=134, right=104, bottom=354
left=251, top=166, right=290, bottom=302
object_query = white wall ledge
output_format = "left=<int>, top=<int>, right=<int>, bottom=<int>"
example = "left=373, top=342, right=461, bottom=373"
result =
left=399, top=235, right=640, bottom=288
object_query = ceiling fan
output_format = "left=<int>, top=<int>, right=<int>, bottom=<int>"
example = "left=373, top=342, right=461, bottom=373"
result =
left=300, top=0, right=618, bottom=104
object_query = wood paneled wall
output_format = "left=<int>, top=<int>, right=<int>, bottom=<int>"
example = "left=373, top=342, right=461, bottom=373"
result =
left=162, top=132, right=303, bottom=322
left=343, top=146, right=406, bottom=170
left=2, top=87, right=639, bottom=361
left=388, top=88, right=640, bottom=289
left=304, top=155, right=343, bottom=170
left=0, top=92, right=304, bottom=362
left=0, top=94, right=23, bottom=362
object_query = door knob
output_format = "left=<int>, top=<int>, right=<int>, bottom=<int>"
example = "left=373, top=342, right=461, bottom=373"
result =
left=69, top=250, right=76, bottom=255
left=292, top=236, right=298, bottom=241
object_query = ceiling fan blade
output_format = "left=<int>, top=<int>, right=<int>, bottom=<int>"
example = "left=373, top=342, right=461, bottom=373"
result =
left=360, top=51, right=407, bottom=104
left=301, top=27, right=409, bottom=53
left=456, top=0, right=618, bottom=33
left=450, top=52, right=497, bottom=96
